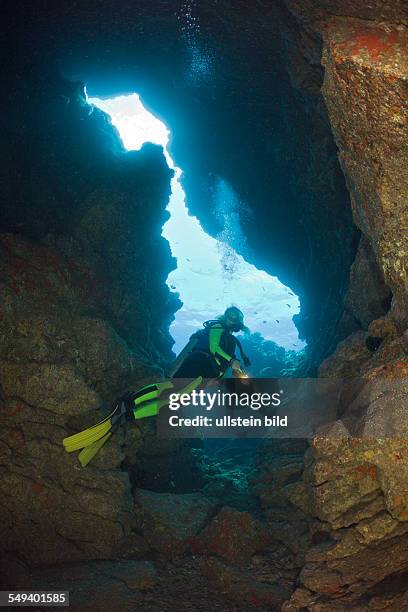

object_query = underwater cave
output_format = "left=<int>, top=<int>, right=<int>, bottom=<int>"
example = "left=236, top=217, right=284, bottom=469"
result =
left=1, top=1, right=407, bottom=610
left=88, top=92, right=304, bottom=357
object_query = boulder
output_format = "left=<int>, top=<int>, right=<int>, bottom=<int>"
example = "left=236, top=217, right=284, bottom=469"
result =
left=194, top=506, right=272, bottom=565
left=134, top=489, right=217, bottom=556
left=318, top=331, right=371, bottom=378
left=344, top=235, right=392, bottom=329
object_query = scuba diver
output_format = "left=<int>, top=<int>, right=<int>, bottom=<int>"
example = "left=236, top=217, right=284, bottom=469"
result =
left=63, top=307, right=251, bottom=467
left=169, top=306, right=251, bottom=378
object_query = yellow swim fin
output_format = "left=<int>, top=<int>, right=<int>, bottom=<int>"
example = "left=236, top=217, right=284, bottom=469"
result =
left=132, top=376, right=202, bottom=420
left=63, top=420, right=112, bottom=452
left=63, top=376, right=204, bottom=466
left=77, top=432, right=112, bottom=467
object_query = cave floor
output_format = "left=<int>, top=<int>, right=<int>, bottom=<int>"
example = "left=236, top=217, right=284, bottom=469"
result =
left=24, top=556, right=262, bottom=612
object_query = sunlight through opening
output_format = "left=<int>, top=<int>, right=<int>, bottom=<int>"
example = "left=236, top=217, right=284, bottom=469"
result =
left=88, top=93, right=305, bottom=353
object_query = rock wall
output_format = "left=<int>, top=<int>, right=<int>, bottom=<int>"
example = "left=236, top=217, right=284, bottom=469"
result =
left=0, top=73, right=181, bottom=566
left=276, top=3, right=408, bottom=608
left=279, top=325, right=408, bottom=610
left=321, top=16, right=408, bottom=329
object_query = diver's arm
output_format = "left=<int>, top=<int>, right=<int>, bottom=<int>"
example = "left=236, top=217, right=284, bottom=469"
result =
left=214, top=345, right=234, bottom=363
left=209, top=327, right=237, bottom=366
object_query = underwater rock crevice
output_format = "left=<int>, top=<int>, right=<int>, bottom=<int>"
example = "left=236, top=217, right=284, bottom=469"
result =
left=1, top=2, right=407, bottom=610
left=3, top=0, right=362, bottom=368
left=0, top=75, right=190, bottom=568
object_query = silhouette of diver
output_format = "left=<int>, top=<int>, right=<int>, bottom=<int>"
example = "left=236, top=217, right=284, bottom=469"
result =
left=63, top=307, right=251, bottom=466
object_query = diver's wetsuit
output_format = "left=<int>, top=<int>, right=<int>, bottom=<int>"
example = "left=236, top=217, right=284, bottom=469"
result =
left=172, top=320, right=242, bottom=378
left=64, top=318, right=250, bottom=466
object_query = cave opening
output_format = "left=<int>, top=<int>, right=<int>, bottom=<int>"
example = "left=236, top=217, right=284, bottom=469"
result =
left=88, top=92, right=306, bottom=367
left=87, top=91, right=308, bottom=502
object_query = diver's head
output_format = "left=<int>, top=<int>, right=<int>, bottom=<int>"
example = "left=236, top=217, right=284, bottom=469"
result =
left=222, top=306, right=246, bottom=332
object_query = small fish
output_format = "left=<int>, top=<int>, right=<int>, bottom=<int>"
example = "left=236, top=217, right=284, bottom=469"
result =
left=262, top=287, right=266, bottom=291
left=288, top=291, right=294, bottom=296
left=286, top=304, right=291, bottom=308
left=170, top=285, right=176, bottom=289
left=276, top=320, right=280, bottom=323
left=263, top=320, right=267, bottom=324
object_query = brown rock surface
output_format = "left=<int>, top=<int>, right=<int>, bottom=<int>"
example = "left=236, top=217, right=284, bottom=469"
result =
left=257, top=191, right=407, bottom=612
left=0, top=234, right=155, bottom=565
left=284, top=0, right=408, bottom=29
left=0, top=94, right=182, bottom=567
left=344, top=235, right=392, bottom=330
left=318, top=330, right=371, bottom=378
left=134, top=489, right=217, bottom=557
left=194, top=506, right=271, bottom=565
left=204, top=556, right=293, bottom=610
left=288, top=331, right=408, bottom=607
left=321, top=17, right=408, bottom=323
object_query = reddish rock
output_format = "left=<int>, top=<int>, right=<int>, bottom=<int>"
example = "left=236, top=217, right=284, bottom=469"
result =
left=321, top=17, right=408, bottom=324
left=281, top=587, right=318, bottom=611
left=194, top=506, right=272, bottom=566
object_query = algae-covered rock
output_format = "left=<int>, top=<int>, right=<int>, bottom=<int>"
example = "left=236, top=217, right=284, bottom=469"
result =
left=0, top=229, right=168, bottom=565
left=344, top=235, right=392, bottom=330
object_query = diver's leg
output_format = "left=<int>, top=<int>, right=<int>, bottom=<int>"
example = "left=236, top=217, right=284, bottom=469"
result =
left=63, top=376, right=203, bottom=466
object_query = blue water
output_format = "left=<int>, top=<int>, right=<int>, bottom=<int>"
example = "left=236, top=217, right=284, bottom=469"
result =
left=89, top=93, right=305, bottom=354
